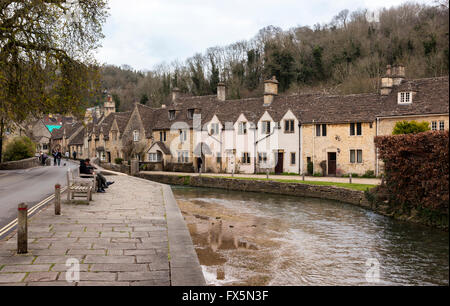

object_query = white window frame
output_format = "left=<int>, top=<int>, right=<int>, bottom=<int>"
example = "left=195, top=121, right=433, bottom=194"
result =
left=398, top=92, right=412, bottom=104
left=439, top=121, right=445, bottom=131
left=133, top=130, right=139, bottom=142
left=149, top=153, right=161, bottom=162
left=431, top=121, right=437, bottom=131
left=238, top=122, right=247, bottom=135
left=180, top=130, right=187, bottom=143
left=258, top=152, right=267, bottom=163
left=241, top=152, right=251, bottom=164
left=210, top=123, right=219, bottom=135
left=262, top=121, right=271, bottom=134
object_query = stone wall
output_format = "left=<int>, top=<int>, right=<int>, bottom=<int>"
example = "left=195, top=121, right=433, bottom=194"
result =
left=99, top=161, right=131, bottom=174
left=136, top=173, right=371, bottom=208
left=0, top=157, right=40, bottom=170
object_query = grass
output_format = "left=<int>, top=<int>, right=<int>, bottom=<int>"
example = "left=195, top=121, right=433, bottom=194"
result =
left=214, top=176, right=377, bottom=192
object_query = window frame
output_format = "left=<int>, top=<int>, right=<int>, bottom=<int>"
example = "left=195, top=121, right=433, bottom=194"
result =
left=284, top=120, right=295, bottom=133
left=133, top=130, right=139, bottom=142
left=439, top=121, right=444, bottom=131
left=179, top=129, right=187, bottom=143
left=398, top=92, right=412, bottom=104
left=168, top=110, right=176, bottom=120
left=262, top=121, right=271, bottom=134
left=258, top=152, right=268, bottom=163
left=431, top=121, right=437, bottom=131
left=160, top=131, right=166, bottom=142
left=238, top=122, right=247, bottom=135
left=187, top=109, right=195, bottom=119
left=290, top=152, right=296, bottom=165
left=241, top=152, right=251, bottom=164
left=210, top=123, right=220, bottom=135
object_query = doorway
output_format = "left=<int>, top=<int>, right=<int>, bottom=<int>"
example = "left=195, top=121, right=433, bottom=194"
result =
left=275, top=152, right=284, bottom=174
left=328, top=152, right=337, bottom=176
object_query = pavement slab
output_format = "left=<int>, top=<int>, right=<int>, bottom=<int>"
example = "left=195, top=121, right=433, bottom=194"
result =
left=0, top=174, right=205, bottom=286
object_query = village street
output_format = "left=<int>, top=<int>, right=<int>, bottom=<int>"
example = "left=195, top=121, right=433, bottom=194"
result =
left=0, top=162, right=78, bottom=237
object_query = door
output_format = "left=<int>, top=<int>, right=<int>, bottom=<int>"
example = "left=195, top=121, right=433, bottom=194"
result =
left=107, top=152, right=111, bottom=163
left=275, top=152, right=284, bottom=174
left=328, top=152, right=337, bottom=176
left=227, top=152, right=235, bottom=173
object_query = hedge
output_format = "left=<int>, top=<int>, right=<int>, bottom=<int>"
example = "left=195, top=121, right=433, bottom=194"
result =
left=374, top=130, right=448, bottom=215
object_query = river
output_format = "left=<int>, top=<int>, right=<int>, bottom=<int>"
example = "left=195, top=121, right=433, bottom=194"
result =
left=172, top=186, right=449, bottom=286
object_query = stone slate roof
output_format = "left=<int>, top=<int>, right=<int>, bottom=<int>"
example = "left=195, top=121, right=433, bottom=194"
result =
left=149, top=141, right=171, bottom=155
left=98, top=76, right=450, bottom=136
left=69, top=128, right=85, bottom=145
left=377, top=76, right=449, bottom=117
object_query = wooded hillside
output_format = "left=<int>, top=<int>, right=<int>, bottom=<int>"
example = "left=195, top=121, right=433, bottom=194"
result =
left=98, top=2, right=449, bottom=111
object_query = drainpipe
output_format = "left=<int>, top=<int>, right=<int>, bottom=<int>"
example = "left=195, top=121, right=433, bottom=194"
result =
left=253, top=124, right=257, bottom=174
left=376, top=117, right=380, bottom=177
left=312, top=120, right=315, bottom=174
left=299, top=123, right=302, bottom=175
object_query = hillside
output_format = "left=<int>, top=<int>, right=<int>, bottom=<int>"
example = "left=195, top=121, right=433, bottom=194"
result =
left=98, top=2, right=449, bottom=111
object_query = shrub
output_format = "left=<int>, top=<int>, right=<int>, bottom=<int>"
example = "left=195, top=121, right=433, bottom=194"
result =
left=374, top=130, right=449, bottom=213
left=361, top=170, right=376, bottom=178
left=114, top=157, right=123, bottom=164
left=319, top=160, right=327, bottom=176
left=392, top=120, right=430, bottom=135
left=313, top=172, right=323, bottom=177
left=3, top=136, right=35, bottom=162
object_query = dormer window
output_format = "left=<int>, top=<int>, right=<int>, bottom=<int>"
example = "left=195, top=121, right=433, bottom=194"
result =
left=169, top=110, right=176, bottom=120
left=398, top=92, right=412, bottom=104
left=210, top=123, right=219, bottom=135
left=187, top=109, right=195, bottom=119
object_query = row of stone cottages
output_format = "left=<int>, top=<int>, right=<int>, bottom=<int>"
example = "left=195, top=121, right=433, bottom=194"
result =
left=51, top=65, right=449, bottom=176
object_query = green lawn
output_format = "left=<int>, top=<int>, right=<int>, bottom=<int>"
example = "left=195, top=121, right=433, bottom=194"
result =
left=210, top=176, right=377, bottom=192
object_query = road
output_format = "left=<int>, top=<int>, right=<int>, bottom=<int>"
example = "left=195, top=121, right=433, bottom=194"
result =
left=0, top=161, right=79, bottom=235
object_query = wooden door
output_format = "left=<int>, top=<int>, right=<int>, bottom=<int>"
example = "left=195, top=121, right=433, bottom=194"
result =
left=328, top=152, right=337, bottom=176
left=275, top=152, right=284, bottom=174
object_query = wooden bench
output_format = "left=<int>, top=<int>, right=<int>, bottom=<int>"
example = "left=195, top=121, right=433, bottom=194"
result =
left=67, top=168, right=96, bottom=201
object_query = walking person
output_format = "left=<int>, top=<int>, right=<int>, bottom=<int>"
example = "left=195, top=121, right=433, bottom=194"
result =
left=73, top=150, right=77, bottom=160
left=65, top=151, right=69, bottom=161
left=52, top=149, right=57, bottom=166
left=56, top=149, right=62, bottom=166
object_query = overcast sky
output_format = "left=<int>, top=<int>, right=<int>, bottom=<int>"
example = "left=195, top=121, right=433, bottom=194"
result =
left=95, top=0, right=436, bottom=71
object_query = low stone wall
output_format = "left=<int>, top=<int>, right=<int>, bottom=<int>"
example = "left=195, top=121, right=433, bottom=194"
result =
left=99, top=161, right=131, bottom=174
left=164, top=162, right=195, bottom=173
left=136, top=173, right=371, bottom=208
left=0, top=157, right=40, bottom=170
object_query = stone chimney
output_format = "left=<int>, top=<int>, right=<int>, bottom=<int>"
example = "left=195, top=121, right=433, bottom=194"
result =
left=380, top=64, right=405, bottom=95
left=264, top=76, right=279, bottom=105
left=217, top=82, right=226, bottom=101
left=172, top=87, right=180, bottom=103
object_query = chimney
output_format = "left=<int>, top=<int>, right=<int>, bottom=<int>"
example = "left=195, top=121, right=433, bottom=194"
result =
left=380, top=64, right=406, bottom=95
left=217, top=82, right=226, bottom=101
left=172, top=87, right=180, bottom=103
left=380, top=65, right=393, bottom=96
left=391, top=64, right=405, bottom=86
left=264, top=76, right=279, bottom=105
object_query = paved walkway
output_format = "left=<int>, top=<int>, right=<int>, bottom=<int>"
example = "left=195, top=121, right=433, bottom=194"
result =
left=144, top=171, right=381, bottom=185
left=0, top=175, right=204, bottom=286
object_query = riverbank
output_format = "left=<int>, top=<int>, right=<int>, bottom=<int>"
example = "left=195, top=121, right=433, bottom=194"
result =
left=137, top=172, right=374, bottom=209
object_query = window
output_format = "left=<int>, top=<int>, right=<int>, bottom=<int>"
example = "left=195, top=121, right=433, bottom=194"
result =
left=262, top=121, right=271, bottom=134
left=350, top=150, right=363, bottom=164
left=238, top=122, right=247, bottom=135
left=290, top=152, right=296, bottom=165
left=398, top=92, right=412, bottom=104
left=439, top=121, right=445, bottom=131
left=177, top=151, right=189, bottom=163
left=242, top=152, right=251, bottom=164
left=216, top=154, right=222, bottom=164
left=431, top=121, right=437, bottom=131
left=258, top=152, right=267, bottom=163
left=160, top=131, right=166, bottom=142
left=180, top=130, right=187, bottom=143
left=169, top=110, right=175, bottom=120
left=133, top=130, right=139, bottom=142
left=112, top=131, right=118, bottom=141
left=315, top=124, right=327, bottom=136
left=285, top=120, right=295, bottom=133
left=187, top=109, right=195, bottom=119
left=149, top=153, right=161, bottom=162
left=350, top=123, right=362, bottom=136
left=210, top=123, right=219, bottom=135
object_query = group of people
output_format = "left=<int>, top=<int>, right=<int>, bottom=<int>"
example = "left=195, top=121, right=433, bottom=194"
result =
left=79, top=158, right=114, bottom=193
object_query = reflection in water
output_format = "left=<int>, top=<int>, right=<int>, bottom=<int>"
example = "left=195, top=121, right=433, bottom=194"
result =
left=172, top=186, right=449, bottom=286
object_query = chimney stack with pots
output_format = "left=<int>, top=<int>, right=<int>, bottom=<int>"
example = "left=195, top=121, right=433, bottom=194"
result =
left=217, top=82, right=226, bottom=101
left=172, top=87, right=180, bottom=103
left=264, top=76, right=279, bottom=105
left=380, top=64, right=406, bottom=95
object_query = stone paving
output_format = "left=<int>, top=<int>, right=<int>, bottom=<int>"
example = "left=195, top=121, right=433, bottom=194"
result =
left=0, top=174, right=205, bottom=286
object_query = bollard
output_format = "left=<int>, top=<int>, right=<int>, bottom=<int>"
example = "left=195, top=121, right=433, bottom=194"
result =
left=381, top=174, right=385, bottom=186
left=302, top=173, right=305, bottom=181
left=266, top=169, right=269, bottom=179
left=232, top=170, right=234, bottom=177
left=17, top=203, right=28, bottom=254
left=55, top=184, right=61, bottom=215
left=349, top=173, right=352, bottom=184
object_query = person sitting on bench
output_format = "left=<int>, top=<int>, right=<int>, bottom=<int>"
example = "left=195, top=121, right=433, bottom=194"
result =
left=79, top=159, right=114, bottom=193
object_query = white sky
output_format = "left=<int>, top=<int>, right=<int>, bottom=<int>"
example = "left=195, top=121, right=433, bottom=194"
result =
left=95, top=0, right=437, bottom=71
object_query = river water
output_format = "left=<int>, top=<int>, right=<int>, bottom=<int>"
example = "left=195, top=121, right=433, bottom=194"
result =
left=172, top=186, right=449, bottom=286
